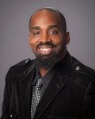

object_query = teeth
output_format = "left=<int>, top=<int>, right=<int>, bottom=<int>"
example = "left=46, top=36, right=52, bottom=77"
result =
left=38, top=47, right=53, bottom=55
left=40, top=48, right=51, bottom=51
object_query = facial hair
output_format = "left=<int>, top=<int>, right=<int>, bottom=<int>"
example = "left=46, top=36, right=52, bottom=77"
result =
left=35, top=41, right=66, bottom=70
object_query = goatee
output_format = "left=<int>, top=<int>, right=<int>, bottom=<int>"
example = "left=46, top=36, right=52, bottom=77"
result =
left=35, top=53, right=60, bottom=70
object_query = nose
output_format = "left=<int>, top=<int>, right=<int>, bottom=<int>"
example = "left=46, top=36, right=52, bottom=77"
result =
left=39, top=31, right=51, bottom=43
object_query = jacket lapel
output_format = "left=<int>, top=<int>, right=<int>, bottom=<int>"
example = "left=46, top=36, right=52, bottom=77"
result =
left=34, top=73, right=67, bottom=119
left=19, top=62, right=36, bottom=119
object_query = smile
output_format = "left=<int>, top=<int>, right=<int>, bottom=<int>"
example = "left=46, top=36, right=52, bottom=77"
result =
left=37, top=46, right=54, bottom=55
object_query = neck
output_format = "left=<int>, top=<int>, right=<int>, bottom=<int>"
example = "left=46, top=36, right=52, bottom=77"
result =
left=39, top=68, right=49, bottom=77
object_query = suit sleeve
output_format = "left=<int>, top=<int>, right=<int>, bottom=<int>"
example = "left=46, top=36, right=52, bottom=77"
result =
left=1, top=69, right=11, bottom=119
left=82, top=79, right=95, bottom=119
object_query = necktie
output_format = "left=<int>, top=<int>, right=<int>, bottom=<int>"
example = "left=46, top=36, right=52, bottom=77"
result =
left=31, top=78, right=43, bottom=119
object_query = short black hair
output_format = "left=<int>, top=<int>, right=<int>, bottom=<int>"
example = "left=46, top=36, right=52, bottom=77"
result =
left=29, top=7, right=67, bottom=32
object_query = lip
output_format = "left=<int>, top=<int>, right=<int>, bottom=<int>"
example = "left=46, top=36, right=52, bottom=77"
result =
left=37, top=45, right=54, bottom=55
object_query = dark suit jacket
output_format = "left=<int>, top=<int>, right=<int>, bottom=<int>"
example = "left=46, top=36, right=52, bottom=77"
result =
left=1, top=53, right=95, bottom=119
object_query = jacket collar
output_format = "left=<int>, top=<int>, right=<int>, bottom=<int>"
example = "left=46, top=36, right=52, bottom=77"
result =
left=51, top=51, right=72, bottom=77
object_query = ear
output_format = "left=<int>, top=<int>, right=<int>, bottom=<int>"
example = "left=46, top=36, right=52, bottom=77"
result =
left=28, top=34, right=31, bottom=47
left=65, top=32, right=70, bottom=44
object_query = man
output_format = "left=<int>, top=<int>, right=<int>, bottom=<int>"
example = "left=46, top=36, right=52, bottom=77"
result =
left=1, top=8, right=95, bottom=119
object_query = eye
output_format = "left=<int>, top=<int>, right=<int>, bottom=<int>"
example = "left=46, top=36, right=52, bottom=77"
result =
left=32, top=31, right=40, bottom=36
left=49, top=29, right=59, bottom=35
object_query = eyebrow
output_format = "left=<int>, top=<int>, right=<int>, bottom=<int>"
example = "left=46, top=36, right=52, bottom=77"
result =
left=31, top=25, right=60, bottom=31
left=48, top=25, right=60, bottom=29
left=31, top=26, right=40, bottom=30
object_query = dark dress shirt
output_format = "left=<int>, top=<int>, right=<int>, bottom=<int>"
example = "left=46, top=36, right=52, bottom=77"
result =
left=32, top=65, right=56, bottom=99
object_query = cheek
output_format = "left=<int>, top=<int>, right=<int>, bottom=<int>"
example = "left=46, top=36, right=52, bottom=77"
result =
left=29, top=40, right=36, bottom=53
left=29, top=38, right=36, bottom=48
left=52, top=34, right=65, bottom=44
left=53, top=37, right=65, bottom=47
left=55, top=39, right=65, bottom=52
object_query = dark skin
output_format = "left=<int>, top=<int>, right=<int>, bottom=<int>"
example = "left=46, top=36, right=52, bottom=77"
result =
left=29, top=10, right=70, bottom=76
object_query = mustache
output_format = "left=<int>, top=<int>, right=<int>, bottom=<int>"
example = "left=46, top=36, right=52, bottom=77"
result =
left=37, top=42, right=55, bottom=48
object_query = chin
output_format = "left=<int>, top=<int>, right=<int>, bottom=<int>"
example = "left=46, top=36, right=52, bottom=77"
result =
left=35, top=53, right=60, bottom=69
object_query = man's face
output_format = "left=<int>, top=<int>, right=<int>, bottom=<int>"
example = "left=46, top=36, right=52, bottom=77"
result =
left=29, top=10, right=69, bottom=68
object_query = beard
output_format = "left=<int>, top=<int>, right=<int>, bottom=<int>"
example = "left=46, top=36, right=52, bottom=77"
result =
left=35, top=42, right=67, bottom=70
left=35, top=53, right=60, bottom=70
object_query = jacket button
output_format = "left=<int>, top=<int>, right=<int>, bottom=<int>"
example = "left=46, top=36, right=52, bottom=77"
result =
left=10, top=114, right=13, bottom=118
left=75, top=66, right=81, bottom=71
left=25, top=59, right=29, bottom=63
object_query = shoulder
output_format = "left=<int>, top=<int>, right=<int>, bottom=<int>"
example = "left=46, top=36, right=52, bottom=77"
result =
left=72, top=57, right=95, bottom=78
left=11, top=58, right=34, bottom=68
left=70, top=56, right=95, bottom=88
left=6, top=59, right=35, bottom=76
left=11, top=59, right=32, bottom=67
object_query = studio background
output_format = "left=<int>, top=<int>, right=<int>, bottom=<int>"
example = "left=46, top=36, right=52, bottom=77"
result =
left=0, top=0, right=95, bottom=116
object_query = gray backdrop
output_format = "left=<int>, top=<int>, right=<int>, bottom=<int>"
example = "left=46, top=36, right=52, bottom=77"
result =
left=0, top=0, right=95, bottom=116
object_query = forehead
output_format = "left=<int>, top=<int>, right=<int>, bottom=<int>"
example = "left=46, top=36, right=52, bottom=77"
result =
left=32, top=9, right=58, bottom=18
left=30, top=10, right=61, bottom=28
